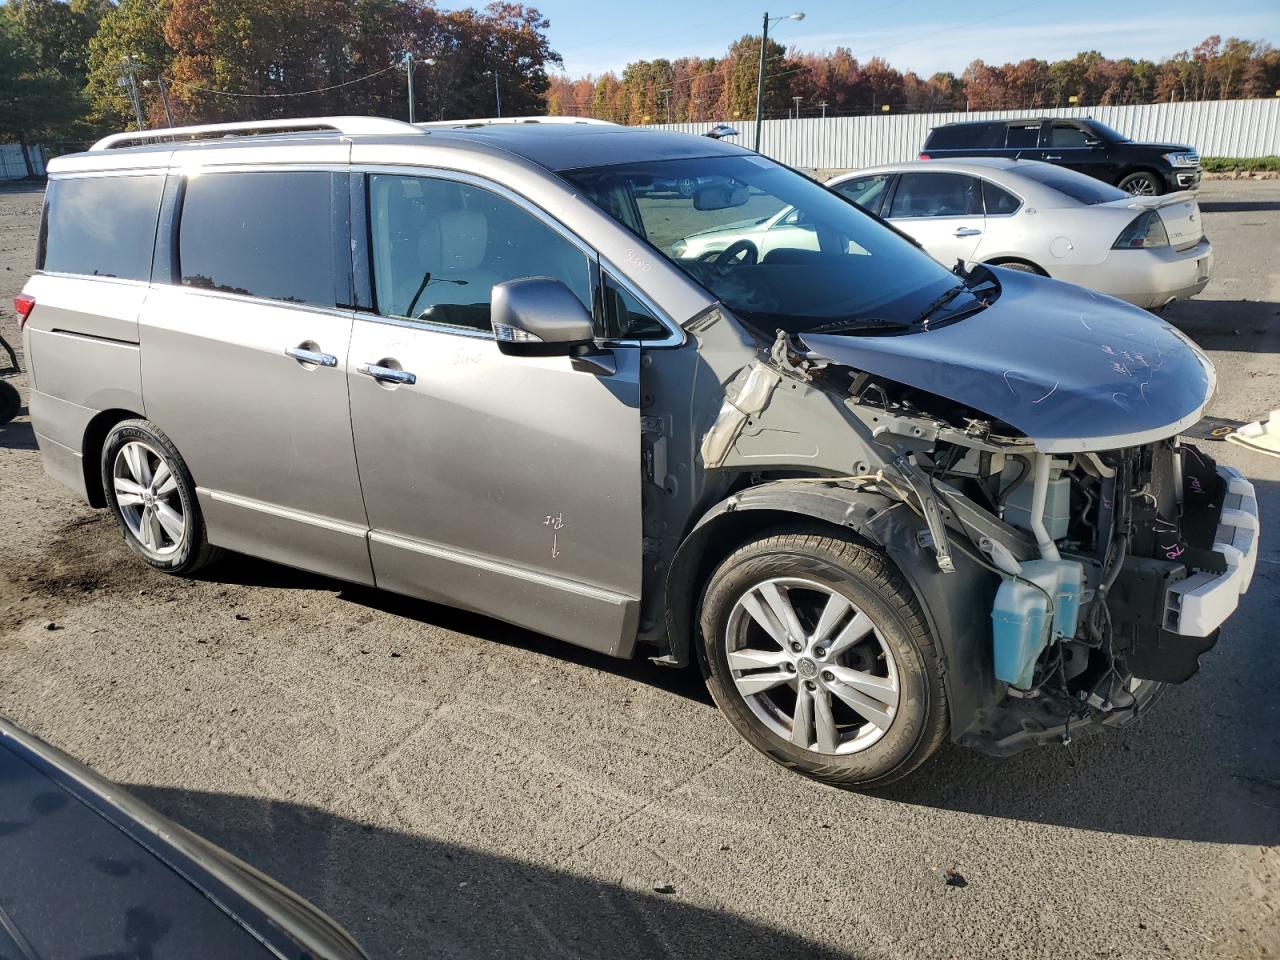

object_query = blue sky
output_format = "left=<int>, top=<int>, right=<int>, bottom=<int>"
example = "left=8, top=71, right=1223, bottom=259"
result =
left=507, top=0, right=1280, bottom=78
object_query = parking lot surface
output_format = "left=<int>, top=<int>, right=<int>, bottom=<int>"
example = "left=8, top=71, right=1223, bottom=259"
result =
left=1, top=179, right=1277, bottom=959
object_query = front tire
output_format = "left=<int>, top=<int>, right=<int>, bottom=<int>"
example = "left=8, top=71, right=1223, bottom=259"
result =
left=1118, top=170, right=1164, bottom=196
left=698, top=530, right=948, bottom=789
left=101, top=419, right=220, bottom=575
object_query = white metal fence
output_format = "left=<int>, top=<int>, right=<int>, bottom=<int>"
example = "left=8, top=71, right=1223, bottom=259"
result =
left=0, top=144, right=46, bottom=180
left=646, top=99, right=1280, bottom=170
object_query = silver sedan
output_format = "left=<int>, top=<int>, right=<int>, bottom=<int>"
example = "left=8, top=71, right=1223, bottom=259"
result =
left=827, top=158, right=1212, bottom=310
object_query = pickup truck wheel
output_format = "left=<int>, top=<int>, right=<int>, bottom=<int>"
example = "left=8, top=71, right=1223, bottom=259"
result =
left=1118, top=171, right=1163, bottom=196
left=698, top=531, right=948, bottom=789
left=101, top=419, right=220, bottom=575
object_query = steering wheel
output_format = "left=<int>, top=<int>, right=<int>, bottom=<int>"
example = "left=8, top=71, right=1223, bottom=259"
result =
left=698, top=239, right=759, bottom=268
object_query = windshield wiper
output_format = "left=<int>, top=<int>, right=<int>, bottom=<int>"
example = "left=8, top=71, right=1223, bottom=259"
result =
left=912, top=284, right=967, bottom=327
left=808, top=317, right=913, bottom=335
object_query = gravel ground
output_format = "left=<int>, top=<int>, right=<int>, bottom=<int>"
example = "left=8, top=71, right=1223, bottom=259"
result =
left=0, top=178, right=1277, bottom=960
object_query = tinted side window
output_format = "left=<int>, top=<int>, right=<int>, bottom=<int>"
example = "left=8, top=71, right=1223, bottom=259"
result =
left=889, top=173, right=981, bottom=218
left=42, top=175, right=163, bottom=281
left=1048, top=123, right=1090, bottom=148
left=368, top=174, right=592, bottom=332
left=982, top=180, right=1022, bottom=215
left=925, top=123, right=1002, bottom=150
left=602, top=274, right=666, bottom=341
left=1005, top=124, right=1041, bottom=149
left=833, top=174, right=892, bottom=214
left=179, top=172, right=333, bottom=306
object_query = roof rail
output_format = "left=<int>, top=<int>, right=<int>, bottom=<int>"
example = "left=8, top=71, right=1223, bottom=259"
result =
left=414, top=116, right=616, bottom=129
left=92, top=116, right=419, bottom=151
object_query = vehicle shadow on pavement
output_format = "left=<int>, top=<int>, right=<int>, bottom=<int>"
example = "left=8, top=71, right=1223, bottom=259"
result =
left=129, top=785, right=855, bottom=960
left=202, top=553, right=714, bottom=705
left=1197, top=200, right=1280, bottom=214
left=1165, top=299, right=1280, bottom=356
left=0, top=413, right=36, bottom=451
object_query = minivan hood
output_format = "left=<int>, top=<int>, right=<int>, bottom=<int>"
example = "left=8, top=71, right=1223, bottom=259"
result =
left=800, top=270, right=1215, bottom=454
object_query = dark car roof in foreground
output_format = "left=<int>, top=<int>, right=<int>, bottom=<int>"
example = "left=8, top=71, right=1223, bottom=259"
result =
left=0, top=715, right=368, bottom=960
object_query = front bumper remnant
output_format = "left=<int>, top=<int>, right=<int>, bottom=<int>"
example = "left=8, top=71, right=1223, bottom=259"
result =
left=1166, top=465, right=1259, bottom=636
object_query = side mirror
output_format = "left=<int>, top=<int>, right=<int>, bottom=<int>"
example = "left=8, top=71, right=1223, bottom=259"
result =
left=491, top=278, right=616, bottom=375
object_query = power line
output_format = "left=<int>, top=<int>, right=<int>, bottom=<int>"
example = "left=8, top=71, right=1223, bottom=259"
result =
left=186, top=62, right=400, bottom=98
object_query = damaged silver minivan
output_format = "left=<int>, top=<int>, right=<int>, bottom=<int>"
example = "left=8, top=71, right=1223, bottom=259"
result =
left=21, top=117, right=1259, bottom=787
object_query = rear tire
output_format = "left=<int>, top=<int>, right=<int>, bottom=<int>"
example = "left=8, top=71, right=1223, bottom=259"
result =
left=0, top=380, right=19, bottom=426
left=1118, top=170, right=1164, bottom=196
left=698, top=530, right=948, bottom=789
left=101, top=419, right=220, bottom=575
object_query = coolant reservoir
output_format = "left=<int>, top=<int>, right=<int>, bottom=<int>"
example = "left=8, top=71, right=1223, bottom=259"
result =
left=992, top=559, right=1085, bottom=690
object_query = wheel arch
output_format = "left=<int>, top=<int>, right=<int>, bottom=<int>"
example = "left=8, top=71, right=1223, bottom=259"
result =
left=985, top=256, right=1048, bottom=275
left=663, top=481, right=1001, bottom=740
left=81, top=408, right=145, bottom=507
left=1116, top=166, right=1167, bottom=194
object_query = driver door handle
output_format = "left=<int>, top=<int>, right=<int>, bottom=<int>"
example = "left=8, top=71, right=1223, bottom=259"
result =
left=285, top=345, right=337, bottom=367
left=953, top=227, right=982, bottom=237
left=360, top=363, right=417, bottom=385
left=1045, top=154, right=1063, bottom=160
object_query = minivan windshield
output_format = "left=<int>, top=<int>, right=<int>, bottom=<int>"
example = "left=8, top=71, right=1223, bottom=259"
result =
left=562, top=155, right=988, bottom=336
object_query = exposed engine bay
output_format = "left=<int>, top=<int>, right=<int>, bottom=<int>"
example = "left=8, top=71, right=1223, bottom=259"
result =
left=677, top=321, right=1259, bottom=756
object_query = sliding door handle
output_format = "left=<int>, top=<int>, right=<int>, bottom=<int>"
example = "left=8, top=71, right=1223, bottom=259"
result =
left=285, top=345, right=337, bottom=367
left=360, top=363, right=416, bottom=385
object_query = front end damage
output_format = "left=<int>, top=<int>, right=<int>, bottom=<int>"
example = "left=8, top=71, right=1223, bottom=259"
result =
left=686, top=289, right=1258, bottom=757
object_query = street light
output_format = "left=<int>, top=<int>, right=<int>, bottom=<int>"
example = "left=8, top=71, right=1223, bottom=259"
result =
left=403, top=53, right=436, bottom=124
left=754, top=11, right=804, bottom=151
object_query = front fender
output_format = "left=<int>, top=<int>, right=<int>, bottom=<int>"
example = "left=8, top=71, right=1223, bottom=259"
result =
left=663, top=480, right=1001, bottom=741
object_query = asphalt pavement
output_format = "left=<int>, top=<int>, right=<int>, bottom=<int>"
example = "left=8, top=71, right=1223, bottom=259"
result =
left=0, top=178, right=1276, bottom=959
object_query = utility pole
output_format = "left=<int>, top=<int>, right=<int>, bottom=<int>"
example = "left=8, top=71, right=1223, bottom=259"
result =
left=819, top=99, right=827, bottom=119
left=661, top=88, right=672, bottom=123
left=754, top=11, right=804, bottom=152
left=145, top=76, right=174, bottom=127
left=792, top=95, right=802, bottom=118
left=119, top=56, right=146, bottom=131
left=403, top=52, right=415, bottom=123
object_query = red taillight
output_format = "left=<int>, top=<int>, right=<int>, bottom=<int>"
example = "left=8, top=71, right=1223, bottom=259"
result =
left=918, top=153, right=930, bottom=160
left=14, top=294, right=35, bottom=328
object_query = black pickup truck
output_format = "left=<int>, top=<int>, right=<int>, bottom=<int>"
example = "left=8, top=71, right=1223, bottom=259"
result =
left=919, top=117, right=1201, bottom=196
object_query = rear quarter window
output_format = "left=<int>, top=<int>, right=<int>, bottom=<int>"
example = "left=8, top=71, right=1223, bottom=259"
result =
left=41, top=175, right=164, bottom=281
left=178, top=171, right=334, bottom=306
left=925, top=123, right=1003, bottom=150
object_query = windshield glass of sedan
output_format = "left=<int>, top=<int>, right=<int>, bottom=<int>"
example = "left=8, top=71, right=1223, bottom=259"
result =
left=562, top=156, right=974, bottom=335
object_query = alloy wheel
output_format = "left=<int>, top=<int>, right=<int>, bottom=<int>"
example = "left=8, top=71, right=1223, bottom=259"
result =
left=724, top=577, right=900, bottom=755
left=112, top=440, right=186, bottom=558
left=1124, top=175, right=1158, bottom=196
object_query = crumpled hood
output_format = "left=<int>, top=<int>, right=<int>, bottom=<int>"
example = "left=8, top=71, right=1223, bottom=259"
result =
left=801, top=269, right=1216, bottom=453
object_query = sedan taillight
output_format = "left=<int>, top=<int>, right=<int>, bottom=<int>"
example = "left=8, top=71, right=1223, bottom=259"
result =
left=14, top=294, right=35, bottom=328
left=1113, top=211, right=1169, bottom=250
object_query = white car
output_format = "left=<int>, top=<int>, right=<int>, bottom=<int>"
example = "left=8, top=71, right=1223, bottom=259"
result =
left=826, top=158, right=1212, bottom=309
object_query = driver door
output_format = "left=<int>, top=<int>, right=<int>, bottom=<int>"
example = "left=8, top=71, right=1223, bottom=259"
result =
left=346, top=171, right=644, bottom=655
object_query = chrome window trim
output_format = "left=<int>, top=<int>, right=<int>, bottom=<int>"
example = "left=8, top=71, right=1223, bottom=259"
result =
left=168, top=162, right=350, bottom=176
left=32, top=271, right=151, bottom=288
left=599, top=256, right=685, bottom=348
left=155, top=284, right=356, bottom=321
left=47, top=170, right=169, bottom=180
left=353, top=309, right=496, bottom=340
